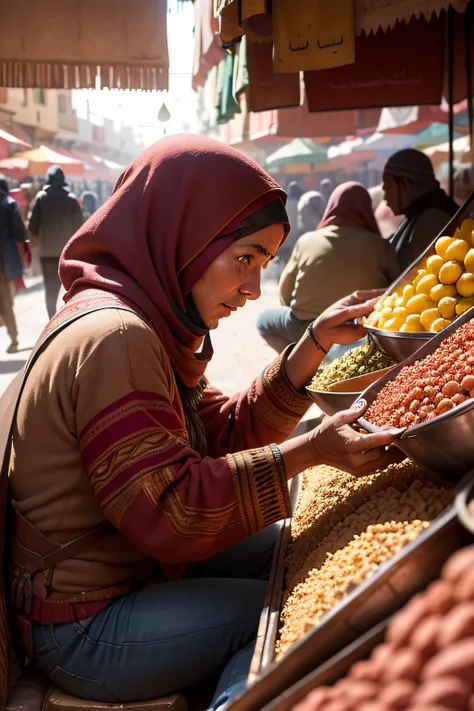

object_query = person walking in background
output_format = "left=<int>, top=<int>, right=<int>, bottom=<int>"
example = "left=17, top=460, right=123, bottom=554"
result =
left=28, top=165, right=83, bottom=319
left=257, top=182, right=400, bottom=353
left=382, top=149, right=458, bottom=271
left=319, top=178, right=334, bottom=204
left=81, top=190, right=98, bottom=221
left=286, top=181, right=304, bottom=233
left=0, top=175, right=28, bottom=353
left=297, top=191, right=326, bottom=234
left=454, top=164, right=474, bottom=207
left=277, top=190, right=326, bottom=269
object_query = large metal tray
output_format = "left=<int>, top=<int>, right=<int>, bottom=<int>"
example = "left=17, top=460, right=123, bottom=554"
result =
left=228, top=471, right=474, bottom=711
left=357, top=305, right=474, bottom=479
left=255, top=474, right=474, bottom=711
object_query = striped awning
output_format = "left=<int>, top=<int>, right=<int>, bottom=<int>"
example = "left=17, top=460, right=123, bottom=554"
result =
left=0, top=0, right=169, bottom=91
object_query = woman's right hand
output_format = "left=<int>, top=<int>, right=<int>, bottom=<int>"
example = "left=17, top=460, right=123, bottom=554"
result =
left=308, top=400, right=404, bottom=476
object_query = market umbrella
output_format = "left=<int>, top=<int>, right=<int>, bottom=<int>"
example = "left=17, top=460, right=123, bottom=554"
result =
left=413, top=122, right=465, bottom=149
left=0, top=145, right=85, bottom=176
left=265, top=138, right=328, bottom=168
left=424, top=134, right=472, bottom=169
left=0, top=128, right=31, bottom=149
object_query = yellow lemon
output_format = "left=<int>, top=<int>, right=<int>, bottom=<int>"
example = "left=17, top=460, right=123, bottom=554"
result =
left=459, top=218, right=474, bottom=244
left=465, top=248, right=474, bottom=273
left=431, top=318, right=451, bottom=333
left=393, top=306, right=407, bottom=317
left=401, top=314, right=423, bottom=332
left=426, top=254, right=444, bottom=276
left=444, top=239, right=471, bottom=263
left=456, top=297, right=474, bottom=316
left=412, top=269, right=428, bottom=289
left=373, top=297, right=384, bottom=312
left=402, top=284, right=416, bottom=304
left=438, top=296, right=457, bottom=320
left=435, top=236, right=455, bottom=257
left=416, top=273, right=439, bottom=295
left=366, top=311, right=380, bottom=327
left=456, top=272, right=474, bottom=298
left=430, top=283, right=457, bottom=302
left=384, top=315, right=405, bottom=331
left=406, top=294, right=435, bottom=315
left=420, top=308, right=441, bottom=332
left=439, top=260, right=464, bottom=285
left=394, top=296, right=404, bottom=307
left=382, top=294, right=396, bottom=308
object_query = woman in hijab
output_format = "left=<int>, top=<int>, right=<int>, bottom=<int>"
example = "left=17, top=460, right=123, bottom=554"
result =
left=6, top=139, right=398, bottom=709
left=258, top=182, right=400, bottom=353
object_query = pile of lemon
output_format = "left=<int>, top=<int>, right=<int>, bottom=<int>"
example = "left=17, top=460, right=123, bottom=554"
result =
left=367, top=219, right=474, bottom=333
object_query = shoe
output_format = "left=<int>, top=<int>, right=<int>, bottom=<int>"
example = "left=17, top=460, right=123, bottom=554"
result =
left=6, top=342, right=18, bottom=354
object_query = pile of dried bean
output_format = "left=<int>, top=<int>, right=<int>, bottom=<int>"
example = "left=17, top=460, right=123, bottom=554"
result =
left=277, top=477, right=450, bottom=659
left=365, top=319, right=474, bottom=429
left=292, top=545, right=474, bottom=711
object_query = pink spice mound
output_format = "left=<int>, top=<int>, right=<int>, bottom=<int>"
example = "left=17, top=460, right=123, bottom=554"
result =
left=365, top=320, right=474, bottom=429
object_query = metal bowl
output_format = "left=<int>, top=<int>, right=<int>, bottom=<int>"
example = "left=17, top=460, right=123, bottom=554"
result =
left=305, top=388, right=359, bottom=416
left=365, top=324, right=433, bottom=363
left=356, top=307, right=474, bottom=481
left=306, top=368, right=394, bottom=417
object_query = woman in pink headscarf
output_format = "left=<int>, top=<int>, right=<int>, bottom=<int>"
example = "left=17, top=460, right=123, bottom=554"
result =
left=259, top=182, right=400, bottom=352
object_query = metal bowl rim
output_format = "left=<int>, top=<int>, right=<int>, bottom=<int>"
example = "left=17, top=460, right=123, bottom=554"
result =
left=364, top=323, right=435, bottom=341
left=306, top=385, right=362, bottom=397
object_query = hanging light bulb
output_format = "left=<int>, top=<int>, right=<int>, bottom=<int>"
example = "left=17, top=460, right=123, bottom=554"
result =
left=157, top=102, right=171, bottom=122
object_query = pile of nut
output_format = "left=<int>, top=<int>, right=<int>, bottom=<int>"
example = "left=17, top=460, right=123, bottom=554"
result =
left=309, top=345, right=395, bottom=392
left=276, top=461, right=451, bottom=657
left=292, top=545, right=474, bottom=711
left=365, top=318, right=474, bottom=429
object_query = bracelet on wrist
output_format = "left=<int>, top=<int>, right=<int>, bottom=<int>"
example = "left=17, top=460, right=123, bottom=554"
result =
left=306, top=325, right=328, bottom=355
left=269, top=442, right=286, bottom=479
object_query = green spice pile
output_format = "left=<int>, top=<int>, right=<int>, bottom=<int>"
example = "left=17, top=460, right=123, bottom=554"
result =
left=309, top=345, right=396, bottom=392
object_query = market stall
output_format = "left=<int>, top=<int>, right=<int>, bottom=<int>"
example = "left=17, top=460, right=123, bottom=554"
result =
left=223, top=193, right=474, bottom=711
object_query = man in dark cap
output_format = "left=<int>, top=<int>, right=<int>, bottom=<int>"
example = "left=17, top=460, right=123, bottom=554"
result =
left=382, top=148, right=458, bottom=271
left=28, top=165, right=83, bottom=319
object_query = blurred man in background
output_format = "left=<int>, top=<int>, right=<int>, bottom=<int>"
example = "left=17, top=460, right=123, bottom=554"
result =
left=28, top=166, right=83, bottom=319
left=0, top=174, right=28, bottom=353
left=383, top=149, right=458, bottom=271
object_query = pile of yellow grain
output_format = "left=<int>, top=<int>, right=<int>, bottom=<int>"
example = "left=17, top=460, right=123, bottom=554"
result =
left=276, top=461, right=451, bottom=659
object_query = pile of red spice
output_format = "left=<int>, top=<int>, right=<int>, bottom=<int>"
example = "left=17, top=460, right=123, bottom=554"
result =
left=365, top=320, right=474, bottom=429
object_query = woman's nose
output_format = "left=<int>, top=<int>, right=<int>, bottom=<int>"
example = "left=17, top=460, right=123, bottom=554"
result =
left=240, top=268, right=262, bottom=301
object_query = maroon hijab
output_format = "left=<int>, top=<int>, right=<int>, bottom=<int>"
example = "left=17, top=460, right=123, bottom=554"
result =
left=318, top=181, right=381, bottom=235
left=60, top=135, right=288, bottom=388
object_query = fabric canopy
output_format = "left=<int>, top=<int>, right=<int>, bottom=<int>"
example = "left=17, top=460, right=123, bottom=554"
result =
left=265, top=138, right=328, bottom=167
left=0, top=0, right=168, bottom=91
left=424, top=134, right=472, bottom=167
left=0, top=145, right=85, bottom=176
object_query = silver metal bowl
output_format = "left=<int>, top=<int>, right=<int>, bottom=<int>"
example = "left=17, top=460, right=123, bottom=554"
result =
left=365, top=324, right=433, bottom=363
left=356, top=307, right=474, bottom=481
left=305, top=388, right=359, bottom=416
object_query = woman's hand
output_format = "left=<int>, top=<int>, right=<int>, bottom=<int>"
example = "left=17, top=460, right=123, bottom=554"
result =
left=308, top=400, right=404, bottom=476
left=279, top=400, right=404, bottom=479
left=312, top=289, right=385, bottom=353
left=285, top=289, right=384, bottom=391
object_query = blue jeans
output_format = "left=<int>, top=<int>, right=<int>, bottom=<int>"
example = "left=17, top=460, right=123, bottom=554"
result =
left=31, top=525, right=280, bottom=710
left=257, top=307, right=313, bottom=353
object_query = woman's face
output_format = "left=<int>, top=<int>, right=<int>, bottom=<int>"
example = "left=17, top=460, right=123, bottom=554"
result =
left=192, top=223, right=285, bottom=330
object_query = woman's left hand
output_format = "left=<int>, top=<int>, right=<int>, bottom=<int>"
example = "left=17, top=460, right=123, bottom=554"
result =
left=284, top=289, right=384, bottom=392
